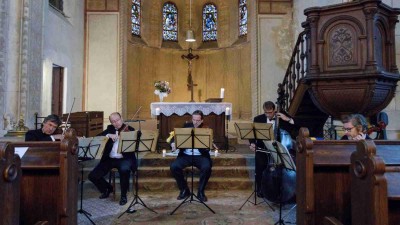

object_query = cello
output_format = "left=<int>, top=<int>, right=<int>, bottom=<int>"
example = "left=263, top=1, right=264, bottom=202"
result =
left=261, top=102, right=296, bottom=204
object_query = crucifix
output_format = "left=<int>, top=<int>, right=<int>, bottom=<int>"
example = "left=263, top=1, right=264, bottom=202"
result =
left=181, top=48, right=199, bottom=102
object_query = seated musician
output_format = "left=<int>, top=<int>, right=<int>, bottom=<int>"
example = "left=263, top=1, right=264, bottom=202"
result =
left=249, top=101, right=298, bottom=198
left=88, top=112, right=135, bottom=206
left=341, top=114, right=371, bottom=140
left=170, top=110, right=212, bottom=202
left=25, top=114, right=64, bottom=141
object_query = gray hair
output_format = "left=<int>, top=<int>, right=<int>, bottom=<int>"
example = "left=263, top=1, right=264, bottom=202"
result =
left=349, top=114, right=368, bottom=133
left=43, top=114, right=62, bottom=126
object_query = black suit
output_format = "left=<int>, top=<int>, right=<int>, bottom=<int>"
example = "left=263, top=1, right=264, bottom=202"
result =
left=88, top=124, right=135, bottom=197
left=25, top=129, right=54, bottom=141
left=170, top=122, right=212, bottom=195
left=250, top=113, right=298, bottom=194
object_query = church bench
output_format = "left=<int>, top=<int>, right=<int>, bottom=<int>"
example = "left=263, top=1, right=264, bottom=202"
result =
left=351, top=140, right=400, bottom=225
left=296, top=127, right=400, bottom=225
left=0, top=142, right=22, bottom=225
left=0, top=129, right=79, bottom=225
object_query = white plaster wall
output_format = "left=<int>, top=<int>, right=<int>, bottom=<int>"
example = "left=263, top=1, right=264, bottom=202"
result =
left=86, top=13, right=120, bottom=119
left=293, top=0, right=345, bottom=36
left=42, top=0, right=85, bottom=116
left=258, top=15, right=287, bottom=109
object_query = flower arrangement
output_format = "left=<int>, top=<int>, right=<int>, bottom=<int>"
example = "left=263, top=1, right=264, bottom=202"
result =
left=154, top=81, right=171, bottom=102
left=154, top=81, right=172, bottom=95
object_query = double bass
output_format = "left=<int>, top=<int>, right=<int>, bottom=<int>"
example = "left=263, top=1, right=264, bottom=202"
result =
left=261, top=102, right=296, bottom=204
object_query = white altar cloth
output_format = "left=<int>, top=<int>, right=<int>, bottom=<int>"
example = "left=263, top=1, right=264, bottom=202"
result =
left=150, top=102, right=233, bottom=116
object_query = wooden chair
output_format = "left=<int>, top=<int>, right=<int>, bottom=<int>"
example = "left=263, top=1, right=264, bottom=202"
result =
left=108, top=168, right=136, bottom=200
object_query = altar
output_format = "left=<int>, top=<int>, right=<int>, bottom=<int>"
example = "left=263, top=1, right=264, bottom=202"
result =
left=150, top=102, right=233, bottom=150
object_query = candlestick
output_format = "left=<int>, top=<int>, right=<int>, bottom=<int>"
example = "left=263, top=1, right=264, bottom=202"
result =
left=215, top=149, right=219, bottom=157
left=155, top=107, right=160, bottom=116
left=220, top=88, right=225, bottom=99
left=225, top=107, right=230, bottom=116
left=162, top=149, right=166, bottom=157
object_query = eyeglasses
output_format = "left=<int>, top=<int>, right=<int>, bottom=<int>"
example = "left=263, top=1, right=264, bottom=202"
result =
left=264, top=110, right=274, bottom=115
left=343, top=126, right=354, bottom=132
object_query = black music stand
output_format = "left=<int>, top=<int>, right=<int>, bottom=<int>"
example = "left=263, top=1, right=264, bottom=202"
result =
left=117, top=130, right=157, bottom=218
left=263, top=140, right=296, bottom=225
left=77, top=138, right=104, bottom=225
left=170, top=128, right=216, bottom=215
left=234, top=122, right=275, bottom=210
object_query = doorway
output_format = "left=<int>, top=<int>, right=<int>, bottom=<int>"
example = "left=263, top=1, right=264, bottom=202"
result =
left=52, top=65, right=64, bottom=116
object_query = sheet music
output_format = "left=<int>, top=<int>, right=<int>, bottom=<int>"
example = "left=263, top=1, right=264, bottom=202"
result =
left=174, top=128, right=213, bottom=149
left=262, top=140, right=296, bottom=171
left=78, top=136, right=108, bottom=159
left=14, top=147, right=29, bottom=158
left=118, top=130, right=157, bottom=153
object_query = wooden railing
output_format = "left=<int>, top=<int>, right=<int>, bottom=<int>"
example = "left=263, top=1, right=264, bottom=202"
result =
left=278, top=29, right=309, bottom=111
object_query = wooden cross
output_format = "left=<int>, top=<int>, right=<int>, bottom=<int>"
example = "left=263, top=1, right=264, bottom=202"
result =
left=181, top=48, right=199, bottom=102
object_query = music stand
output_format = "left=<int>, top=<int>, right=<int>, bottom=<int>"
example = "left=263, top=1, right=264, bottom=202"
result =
left=117, top=130, right=157, bottom=218
left=234, top=122, right=275, bottom=210
left=77, top=137, right=107, bottom=225
left=170, top=128, right=216, bottom=215
left=263, top=140, right=296, bottom=225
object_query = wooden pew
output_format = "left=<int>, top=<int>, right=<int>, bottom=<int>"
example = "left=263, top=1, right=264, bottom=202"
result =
left=0, top=142, right=22, bottom=225
left=351, top=140, right=400, bottom=225
left=296, top=127, right=400, bottom=225
left=0, top=129, right=79, bottom=225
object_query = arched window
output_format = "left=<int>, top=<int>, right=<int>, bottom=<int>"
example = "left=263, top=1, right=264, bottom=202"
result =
left=131, top=0, right=141, bottom=36
left=163, top=2, right=178, bottom=41
left=239, top=0, right=248, bottom=36
left=202, top=4, right=217, bottom=42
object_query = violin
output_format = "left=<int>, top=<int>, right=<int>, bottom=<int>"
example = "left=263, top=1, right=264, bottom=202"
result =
left=367, top=121, right=387, bottom=135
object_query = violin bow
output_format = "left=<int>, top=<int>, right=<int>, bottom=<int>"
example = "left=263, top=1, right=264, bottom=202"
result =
left=62, top=97, right=75, bottom=135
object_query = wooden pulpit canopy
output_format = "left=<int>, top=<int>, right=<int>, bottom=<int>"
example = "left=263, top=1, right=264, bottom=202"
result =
left=302, top=0, right=400, bottom=118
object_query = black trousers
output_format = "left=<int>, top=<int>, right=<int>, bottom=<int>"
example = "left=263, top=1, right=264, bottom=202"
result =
left=255, top=150, right=271, bottom=193
left=170, top=155, right=212, bottom=194
left=88, top=157, right=135, bottom=197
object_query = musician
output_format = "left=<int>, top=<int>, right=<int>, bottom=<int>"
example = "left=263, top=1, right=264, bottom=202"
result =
left=88, top=112, right=135, bottom=206
left=249, top=101, right=298, bottom=198
left=25, top=114, right=63, bottom=141
left=170, top=110, right=212, bottom=202
left=341, top=114, right=371, bottom=140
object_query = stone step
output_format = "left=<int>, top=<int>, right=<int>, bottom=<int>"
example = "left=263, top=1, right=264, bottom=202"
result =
left=81, top=165, right=254, bottom=180
left=139, top=177, right=254, bottom=192
left=138, top=154, right=254, bottom=167
left=80, top=152, right=256, bottom=191
left=83, top=177, right=254, bottom=192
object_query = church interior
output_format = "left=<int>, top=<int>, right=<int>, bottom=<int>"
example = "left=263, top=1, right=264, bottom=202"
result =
left=1, top=0, right=400, bottom=224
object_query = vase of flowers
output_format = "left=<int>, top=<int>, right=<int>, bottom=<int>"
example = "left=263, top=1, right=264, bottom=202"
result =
left=154, top=81, right=171, bottom=102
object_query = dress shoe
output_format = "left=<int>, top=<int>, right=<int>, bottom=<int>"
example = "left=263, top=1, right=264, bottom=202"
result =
left=119, top=196, right=127, bottom=205
left=197, top=192, right=208, bottom=202
left=257, top=191, right=264, bottom=198
left=177, top=188, right=190, bottom=200
left=99, top=187, right=113, bottom=199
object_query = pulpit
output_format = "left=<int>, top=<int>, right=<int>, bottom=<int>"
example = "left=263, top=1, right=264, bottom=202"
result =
left=150, top=102, right=232, bottom=150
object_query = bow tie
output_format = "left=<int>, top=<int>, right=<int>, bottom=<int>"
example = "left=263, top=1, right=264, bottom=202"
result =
left=269, top=117, right=276, bottom=121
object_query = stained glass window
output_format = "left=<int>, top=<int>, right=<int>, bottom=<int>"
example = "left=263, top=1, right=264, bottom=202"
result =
left=163, top=3, right=178, bottom=41
left=202, top=4, right=217, bottom=42
left=131, top=0, right=141, bottom=36
left=239, top=0, right=248, bottom=36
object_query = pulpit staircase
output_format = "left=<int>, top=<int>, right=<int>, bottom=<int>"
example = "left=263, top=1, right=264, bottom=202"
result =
left=276, top=0, right=400, bottom=138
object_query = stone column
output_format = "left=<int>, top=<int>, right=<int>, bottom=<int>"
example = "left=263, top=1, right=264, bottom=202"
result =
left=2, top=0, right=23, bottom=135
